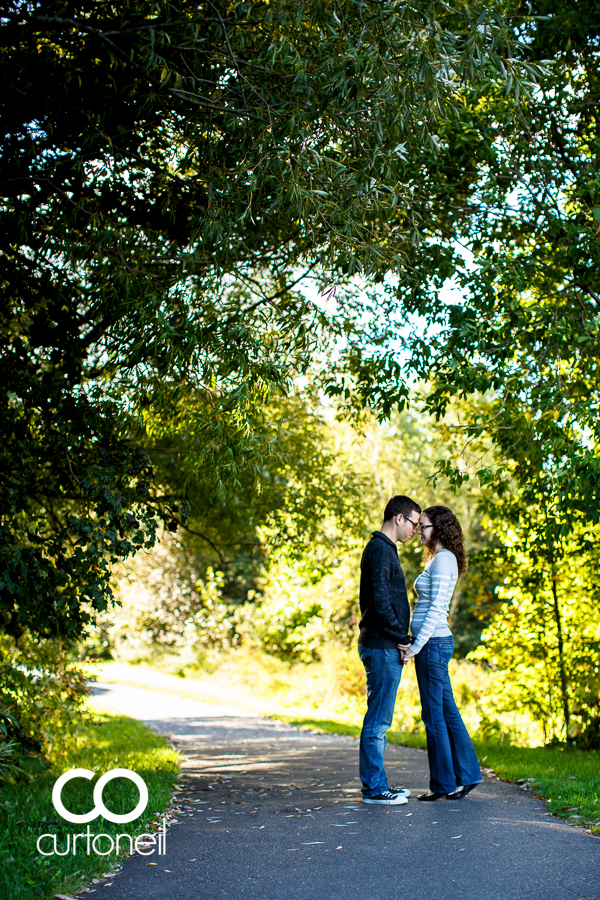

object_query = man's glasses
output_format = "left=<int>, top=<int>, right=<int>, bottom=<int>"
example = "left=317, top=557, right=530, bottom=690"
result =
left=401, top=514, right=420, bottom=531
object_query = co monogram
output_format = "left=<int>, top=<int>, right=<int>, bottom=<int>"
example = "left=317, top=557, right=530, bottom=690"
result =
left=52, top=768, right=149, bottom=824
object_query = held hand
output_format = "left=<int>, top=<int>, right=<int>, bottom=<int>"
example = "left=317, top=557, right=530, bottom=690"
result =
left=397, top=642, right=415, bottom=663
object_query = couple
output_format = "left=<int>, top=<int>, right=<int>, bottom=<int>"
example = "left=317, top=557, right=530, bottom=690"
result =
left=358, top=494, right=481, bottom=805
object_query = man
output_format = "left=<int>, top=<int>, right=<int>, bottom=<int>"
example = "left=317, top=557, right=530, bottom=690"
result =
left=358, top=494, right=421, bottom=805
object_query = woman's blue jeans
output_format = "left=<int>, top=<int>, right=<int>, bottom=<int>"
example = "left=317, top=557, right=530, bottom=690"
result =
left=414, top=637, right=481, bottom=793
left=358, top=645, right=403, bottom=798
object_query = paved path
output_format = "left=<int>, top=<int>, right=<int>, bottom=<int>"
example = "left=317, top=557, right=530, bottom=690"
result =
left=90, top=682, right=599, bottom=900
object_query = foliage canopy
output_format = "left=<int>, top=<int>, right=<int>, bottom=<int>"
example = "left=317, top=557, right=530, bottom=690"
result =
left=0, top=0, right=532, bottom=638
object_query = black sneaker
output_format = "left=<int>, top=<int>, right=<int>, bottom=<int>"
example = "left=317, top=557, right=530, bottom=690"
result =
left=389, top=785, right=412, bottom=798
left=363, top=791, right=408, bottom=806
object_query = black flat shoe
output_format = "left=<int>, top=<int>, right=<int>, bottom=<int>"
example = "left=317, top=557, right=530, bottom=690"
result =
left=416, top=791, right=447, bottom=801
left=446, top=783, right=479, bottom=800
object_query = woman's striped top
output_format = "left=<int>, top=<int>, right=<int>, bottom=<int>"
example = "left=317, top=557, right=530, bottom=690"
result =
left=411, top=548, right=457, bottom=654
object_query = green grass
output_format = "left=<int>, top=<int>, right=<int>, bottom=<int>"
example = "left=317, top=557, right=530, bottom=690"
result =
left=0, top=712, right=180, bottom=900
left=274, top=714, right=600, bottom=835
left=475, top=742, right=600, bottom=832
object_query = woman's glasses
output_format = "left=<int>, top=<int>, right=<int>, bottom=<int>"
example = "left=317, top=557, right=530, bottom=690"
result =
left=400, top=515, right=434, bottom=535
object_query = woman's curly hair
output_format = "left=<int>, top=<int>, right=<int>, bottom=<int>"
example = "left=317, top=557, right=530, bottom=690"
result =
left=423, top=505, right=467, bottom=577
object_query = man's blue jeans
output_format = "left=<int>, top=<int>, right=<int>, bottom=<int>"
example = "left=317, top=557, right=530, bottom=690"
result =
left=358, top=645, right=403, bottom=798
left=414, top=636, right=481, bottom=794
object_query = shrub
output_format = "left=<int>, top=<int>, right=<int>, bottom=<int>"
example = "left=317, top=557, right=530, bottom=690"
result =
left=0, top=632, right=89, bottom=762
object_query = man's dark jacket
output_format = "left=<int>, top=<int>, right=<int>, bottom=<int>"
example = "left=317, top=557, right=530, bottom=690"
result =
left=358, top=531, right=411, bottom=648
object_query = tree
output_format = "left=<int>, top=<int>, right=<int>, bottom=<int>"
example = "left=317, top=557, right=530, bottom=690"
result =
left=368, top=1, right=600, bottom=523
left=0, top=0, right=532, bottom=639
left=321, top=2, right=600, bottom=737
left=104, top=389, right=370, bottom=661
left=357, top=2, right=600, bottom=742
left=470, top=505, right=600, bottom=745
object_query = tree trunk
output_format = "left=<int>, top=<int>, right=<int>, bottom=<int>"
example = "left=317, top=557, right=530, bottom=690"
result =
left=550, top=560, right=570, bottom=738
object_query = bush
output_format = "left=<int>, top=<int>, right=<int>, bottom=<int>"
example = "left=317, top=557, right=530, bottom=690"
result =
left=241, top=554, right=359, bottom=662
left=0, top=706, right=44, bottom=782
left=0, top=632, right=89, bottom=761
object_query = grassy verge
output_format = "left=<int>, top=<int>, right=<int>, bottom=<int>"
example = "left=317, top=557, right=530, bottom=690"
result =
left=273, top=714, right=600, bottom=836
left=474, top=742, right=600, bottom=834
left=0, top=712, right=180, bottom=900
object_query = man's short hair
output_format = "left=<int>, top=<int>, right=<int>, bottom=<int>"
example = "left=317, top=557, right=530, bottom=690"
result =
left=383, top=495, right=421, bottom=521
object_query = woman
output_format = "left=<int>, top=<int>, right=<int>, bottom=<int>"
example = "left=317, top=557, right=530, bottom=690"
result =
left=399, top=506, right=481, bottom=801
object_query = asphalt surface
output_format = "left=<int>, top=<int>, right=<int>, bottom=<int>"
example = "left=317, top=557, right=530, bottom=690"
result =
left=90, top=681, right=599, bottom=900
